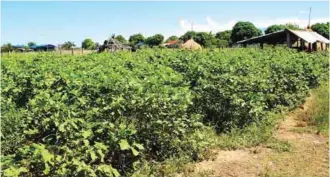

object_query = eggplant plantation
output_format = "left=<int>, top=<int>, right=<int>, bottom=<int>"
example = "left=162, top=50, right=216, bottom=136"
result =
left=1, top=48, right=328, bottom=176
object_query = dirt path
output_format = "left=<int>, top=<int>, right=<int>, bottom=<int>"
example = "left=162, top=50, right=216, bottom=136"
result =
left=193, top=96, right=329, bottom=177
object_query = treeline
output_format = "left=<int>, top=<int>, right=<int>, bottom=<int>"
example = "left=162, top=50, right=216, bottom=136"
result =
left=1, top=21, right=329, bottom=52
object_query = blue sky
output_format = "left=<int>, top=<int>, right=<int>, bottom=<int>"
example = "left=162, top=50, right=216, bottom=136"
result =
left=1, top=1, right=329, bottom=46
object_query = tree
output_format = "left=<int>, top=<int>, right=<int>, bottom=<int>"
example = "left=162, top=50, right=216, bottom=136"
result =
left=61, top=41, right=76, bottom=50
left=145, top=34, right=164, bottom=47
left=81, top=38, right=95, bottom=50
left=165, top=35, right=178, bottom=42
left=115, top=35, right=127, bottom=44
left=179, top=31, right=197, bottom=42
left=311, top=22, right=329, bottom=39
left=1, top=43, right=13, bottom=52
left=230, top=21, right=262, bottom=43
left=265, top=24, right=285, bottom=34
left=215, top=30, right=232, bottom=46
left=194, top=32, right=214, bottom=48
left=215, top=30, right=232, bottom=41
left=284, top=23, right=301, bottom=30
left=179, top=31, right=215, bottom=47
left=129, top=34, right=145, bottom=45
left=94, top=42, right=100, bottom=50
left=214, top=39, right=229, bottom=48
left=27, top=42, right=36, bottom=47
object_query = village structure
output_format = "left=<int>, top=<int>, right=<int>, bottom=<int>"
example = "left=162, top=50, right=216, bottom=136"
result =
left=237, top=28, right=329, bottom=52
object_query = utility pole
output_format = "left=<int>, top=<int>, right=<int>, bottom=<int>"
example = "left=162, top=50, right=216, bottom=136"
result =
left=308, top=6, right=312, bottom=29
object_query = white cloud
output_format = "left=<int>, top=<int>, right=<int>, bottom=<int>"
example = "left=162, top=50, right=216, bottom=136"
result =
left=176, top=16, right=329, bottom=36
left=176, top=16, right=236, bottom=36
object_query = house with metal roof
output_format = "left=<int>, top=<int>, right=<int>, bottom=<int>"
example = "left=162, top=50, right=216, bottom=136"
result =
left=30, top=44, right=56, bottom=51
left=162, top=40, right=183, bottom=48
left=12, top=45, right=27, bottom=52
left=236, top=28, right=329, bottom=51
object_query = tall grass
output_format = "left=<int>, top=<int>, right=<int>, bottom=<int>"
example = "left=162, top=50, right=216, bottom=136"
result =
left=310, top=81, right=329, bottom=134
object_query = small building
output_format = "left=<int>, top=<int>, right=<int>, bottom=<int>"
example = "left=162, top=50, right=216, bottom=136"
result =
left=135, top=41, right=146, bottom=48
left=12, top=45, right=26, bottom=52
left=181, top=39, right=202, bottom=50
left=236, top=28, right=329, bottom=51
left=101, top=37, right=132, bottom=52
left=30, top=44, right=56, bottom=51
left=162, top=40, right=182, bottom=48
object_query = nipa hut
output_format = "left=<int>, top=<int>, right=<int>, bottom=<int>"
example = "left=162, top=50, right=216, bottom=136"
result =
left=181, top=39, right=202, bottom=50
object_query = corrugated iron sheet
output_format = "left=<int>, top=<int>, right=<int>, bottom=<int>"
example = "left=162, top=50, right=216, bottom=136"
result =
left=288, top=29, right=330, bottom=43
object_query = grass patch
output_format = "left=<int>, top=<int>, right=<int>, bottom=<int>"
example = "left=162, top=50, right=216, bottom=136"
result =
left=289, top=127, right=316, bottom=134
left=265, top=138, right=291, bottom=152
left=295, top=81, right=329, bottom=135
left=310, top=81, right=329, bottom=135
left=216, top=112, right=283, bottom=150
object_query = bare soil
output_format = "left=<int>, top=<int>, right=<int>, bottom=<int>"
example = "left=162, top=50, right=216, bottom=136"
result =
left=193, top=96, right=329, bottom=177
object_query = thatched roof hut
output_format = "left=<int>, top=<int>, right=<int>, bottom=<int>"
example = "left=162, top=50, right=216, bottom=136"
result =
left=98, top=35, right=132, bottom=53
left=181, top=39, right=202, bottom=50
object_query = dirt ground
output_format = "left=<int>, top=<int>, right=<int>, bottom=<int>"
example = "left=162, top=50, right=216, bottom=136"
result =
left=193, top=96, right=329, bottom=177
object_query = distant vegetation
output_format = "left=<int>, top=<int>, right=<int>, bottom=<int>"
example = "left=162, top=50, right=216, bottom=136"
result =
left=311, top=22, right=329, bottom=39
left=2, top=21, right=328, bottom=52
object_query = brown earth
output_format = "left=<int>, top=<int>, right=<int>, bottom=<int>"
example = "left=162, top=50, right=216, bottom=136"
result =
left=193, top=96, right=329, bottom=177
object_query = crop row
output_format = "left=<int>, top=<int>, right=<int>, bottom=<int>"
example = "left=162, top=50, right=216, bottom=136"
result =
left=1, top=48, right=328, bottom=176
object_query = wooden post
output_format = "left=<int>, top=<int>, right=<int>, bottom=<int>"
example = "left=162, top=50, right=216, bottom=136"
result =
left=308, top=43, right=312, bottom=51
left=286, top=32, right=292, bottom=48
left=243, top=43, right=247, bottom=48
left=313, top=42, right=317, bottom=51
left=301, top=40, right=305, bottom=51
left=82, top=48, right=83, bottom=55
left=260, top=43, right=264, bottom=49
left=71, top=48, right=74, bottom=55
left=321, top=43, right=324, bottom=50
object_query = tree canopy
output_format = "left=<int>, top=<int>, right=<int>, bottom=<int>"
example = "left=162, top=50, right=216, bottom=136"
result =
left=265, top=24, right=286, bottom=34
left=145, top=34, right=164, bottom=47
left=115, top=35, right=127, bottom=44
left=284, top=23, right=301, bottom=30
left=129, top=34, right=145, bottom=45
left=1, top=43, right=13, bottom=52
left=215, top=30, right=232, bottom=41
left=27, top=42, right=36, bottom=47
left=215, top=30, right=232, bottom=46
left=94, top=42, right=100, bottom=50
left=230, top=21, right=262, bottom=43
left=165, top=35, right=178, bottom=42
left=61, top=41, right=76, bottom=50
left=311, top=22, right=329, bottom=39
left=179, top=31, right=215, bottom=47
left=81, top=38, right=95, bottom=50
left=214, top=39, right=229, bottom=48
left=194, top=32, right=214, bottom=48
left=179, top=31, right=197, bottom=42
